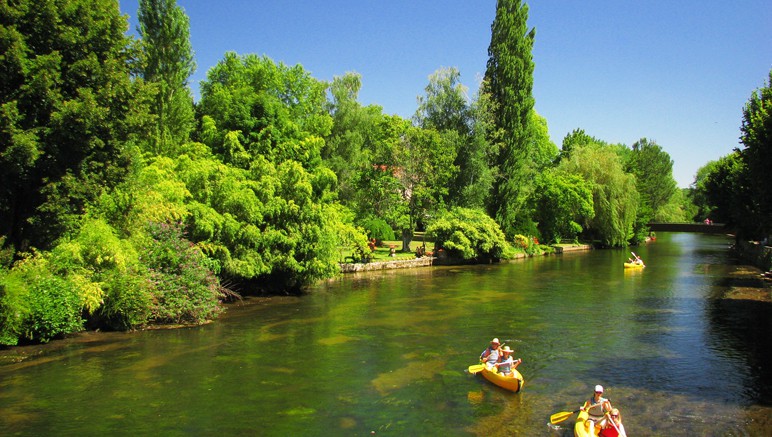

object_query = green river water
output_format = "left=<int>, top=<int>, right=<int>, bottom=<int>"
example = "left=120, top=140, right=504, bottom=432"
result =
left=1, top=232, right=771, bottom=436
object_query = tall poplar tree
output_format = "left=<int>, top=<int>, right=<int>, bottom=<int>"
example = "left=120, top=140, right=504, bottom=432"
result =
left=484, top=0, right=537, bottom=239
left=138, top=0, right=196, bottom=154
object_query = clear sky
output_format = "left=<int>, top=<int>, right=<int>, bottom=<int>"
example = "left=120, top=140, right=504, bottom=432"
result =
left=118, top=0, right=772, bottom=188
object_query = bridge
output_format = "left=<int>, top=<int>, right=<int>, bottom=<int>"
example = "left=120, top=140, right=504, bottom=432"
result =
left=647, top=222, right=730, bottom=234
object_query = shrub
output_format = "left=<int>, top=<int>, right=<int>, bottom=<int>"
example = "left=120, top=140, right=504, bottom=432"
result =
left=426, top=208, right=512, bottom=261
left=0, top=253, right=84, bottom=344
left=359, top=217, right=396, bottom=243
left=142, top=222, right=223, bottom=324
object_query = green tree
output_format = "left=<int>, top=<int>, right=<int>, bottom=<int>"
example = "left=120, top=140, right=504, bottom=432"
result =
left=739, top=67, right=772, bottom=238
left=484, top=0, right=537, bottom=239
left=626, top=138, right=678, bottom=240
left=690, top=160, right=721, bottom=221
left=530, top=169, right=594, bottom=244
left=426, top=207, right=512, bottom=262
left=137, top=0, right=196, bottom=154
left=0, top=0, right=153, bottom=253
left=194, top=54, right=342, bottom=291
left=452, top=83, right=499, bottom=209
left=414, top=66, right=470, bottom=134
left=701, top=151, right=756, bottom=238
left=559, top=143, right=638, bottom=247
left=323, top=72, right=384, bottom=204
left=560, top=128, right=602, bottom=160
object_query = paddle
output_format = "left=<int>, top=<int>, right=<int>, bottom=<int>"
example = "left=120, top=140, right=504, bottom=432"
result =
left=549, top=407, right=582, bottom=425
left=467, top=364, right=485, bottom=374
left=549, top=400, right=614, bottom=425
left=606, top=411, right=625, bottom=437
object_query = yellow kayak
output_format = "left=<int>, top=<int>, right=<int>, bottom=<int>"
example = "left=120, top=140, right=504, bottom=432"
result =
left=480, top=366, right=524, bottom=392
left=623, top=262, right=645, bottom=269
left=574, top=410, right=601, bottom=436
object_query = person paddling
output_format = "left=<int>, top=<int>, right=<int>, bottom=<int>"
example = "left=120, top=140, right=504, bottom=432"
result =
left=494, top=346, right=522, bottom=376
left=480, top=338, right=502, bottom=369
left=581, top=385, right=612, bottom=434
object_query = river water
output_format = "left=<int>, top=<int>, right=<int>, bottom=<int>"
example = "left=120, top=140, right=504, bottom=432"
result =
left=1, top=233, right=770, bottom=436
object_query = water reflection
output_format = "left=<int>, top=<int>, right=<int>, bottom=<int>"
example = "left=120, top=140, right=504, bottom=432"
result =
left=0, top=233, right=770, bottom=436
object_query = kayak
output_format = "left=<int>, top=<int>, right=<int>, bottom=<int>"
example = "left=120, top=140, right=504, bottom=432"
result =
left=623, top=262, right=645, bottom=269
left=574, top=410, right=601, bottom=436
left=480, top=366, right=524, bottom=392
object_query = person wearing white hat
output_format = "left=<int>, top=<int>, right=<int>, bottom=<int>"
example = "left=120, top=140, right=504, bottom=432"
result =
left=494, top=346, right=522, bottom=376
left=479, top=338, right=502, bottom=369
left=581, top=384, right=612, bottom=434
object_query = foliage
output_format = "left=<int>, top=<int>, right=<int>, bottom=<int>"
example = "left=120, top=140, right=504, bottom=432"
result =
left=0, top=252, right=83, bottom=344
left=452, top=82, right=498, bottom=209
left=426, top=208, right=512, bottom=261
left=484, top=0, right=537, bottom=239
left=141, top=221, right=222, bottom=324
left=529, top=169, right=594, bottom=244
left=625, top=138, right=678, bottom=241
left=739, top=67, right=772, bottom=238
left=359, top=217, right=396, bottom=242
left=414, top=67, right=470, bottom=134
left=699, top=151, right=756, bottom=236
left=560, top=128, right=603, bottom=161
left=559, top=143, right=638, bottom=247
left=137, top=0, right=196, bottom=154
left=195, top=54, right=343, bottom=290
left=0, top=0, right=153, bottom=253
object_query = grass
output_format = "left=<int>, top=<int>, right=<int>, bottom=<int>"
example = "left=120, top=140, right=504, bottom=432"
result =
left=338, top=240, right=430, bottom=263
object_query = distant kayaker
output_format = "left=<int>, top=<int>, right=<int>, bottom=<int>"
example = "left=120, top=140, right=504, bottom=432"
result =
left=494, top=346, right=522, bottom=376
left=599, top=408, right=627, bottom=437
left=581, top=385, right=612, bottom=434
left=480, top=338, right=502, bottom=369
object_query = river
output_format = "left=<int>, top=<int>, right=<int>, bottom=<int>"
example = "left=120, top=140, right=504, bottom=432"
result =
left=1, top=232, right=770, bottom=436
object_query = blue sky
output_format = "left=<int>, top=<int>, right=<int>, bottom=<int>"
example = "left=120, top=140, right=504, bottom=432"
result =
left=119, top=1, right=772, bottom=188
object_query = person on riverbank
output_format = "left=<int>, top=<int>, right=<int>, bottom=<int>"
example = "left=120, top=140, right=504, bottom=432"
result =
left=494, top=346, right=522, bottom=376
left=599, top=408, right=626, bottom=437
left=581, top=385, right=612, bottom=434
left=480, top=338, right=502, bottom=369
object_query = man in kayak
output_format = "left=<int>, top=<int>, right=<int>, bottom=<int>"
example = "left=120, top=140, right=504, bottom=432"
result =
left=494, top=346, right=522, bottom=376
left=581, top=385, right=613, bottom=434
left=480, top=338, right=502, bottom=369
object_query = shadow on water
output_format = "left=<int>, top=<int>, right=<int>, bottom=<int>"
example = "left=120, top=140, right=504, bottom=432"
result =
left=1, top=233, right=771, bottom=436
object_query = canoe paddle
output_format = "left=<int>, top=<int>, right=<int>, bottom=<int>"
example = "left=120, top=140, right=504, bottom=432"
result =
left=549, top=407, right=583, bottom=425
left=467, top=364, right=486, bottom=374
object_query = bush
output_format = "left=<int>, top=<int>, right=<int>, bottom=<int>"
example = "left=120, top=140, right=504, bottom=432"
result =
left=426, top=208, right=512, bottom=262
left=0, top=253, right=84, bottom=344
left=143, top=222, right=223, bottom=324
left=359, top=217, right=396, bottom=243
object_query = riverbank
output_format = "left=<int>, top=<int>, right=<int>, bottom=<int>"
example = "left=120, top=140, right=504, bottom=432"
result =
left=338, top=243, right=593, bottom=273
left=732, top=240, right=772, bottom=280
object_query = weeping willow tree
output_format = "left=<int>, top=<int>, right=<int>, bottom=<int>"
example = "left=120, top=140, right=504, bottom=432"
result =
left=558, top=143, right=638, bottom=247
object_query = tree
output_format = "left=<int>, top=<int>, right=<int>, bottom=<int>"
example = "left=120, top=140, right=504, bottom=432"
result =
left=560, top=128, right=602, bottom=161
left=739, top=67, right=772, bottom=238
left=559, top=143, right=638, bottom=247
left=194, top=54, right=341, bottom=291
left=426, top=207, right=512, bottom=262
left=0, top=0, right=153, bottom=253
left=414, top=66, right=470, bottom=134
left=530, top=169, right=594, bottom=244
left=701, top=151, right=756, bottom=238
left=323, top=72, right=383, bottom=204
left=484, top=0, right=537, bottom=239
left=626, top=138, right=678, bottom=240
left=137, top=0, right=196, bottom=154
